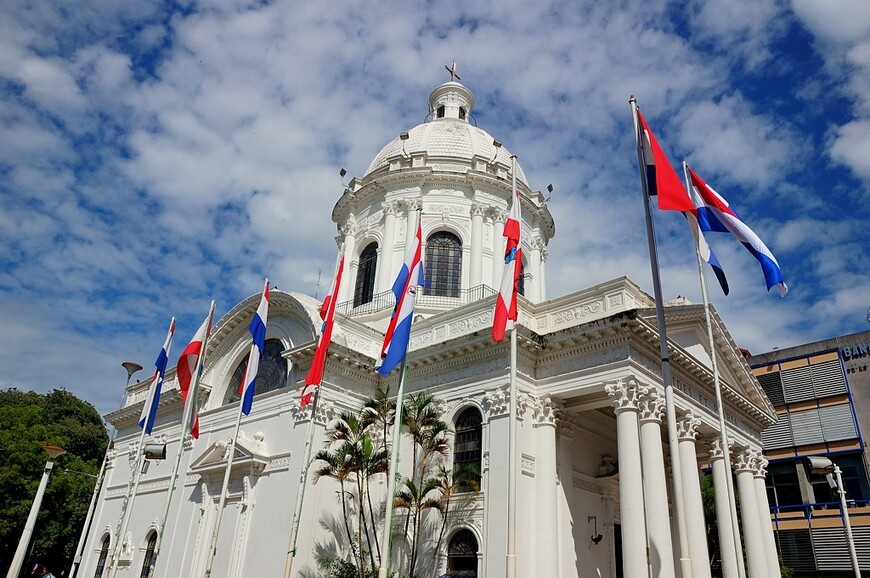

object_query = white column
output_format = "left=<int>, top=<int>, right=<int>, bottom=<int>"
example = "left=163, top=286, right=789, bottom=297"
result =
left=534, top=396, right=559, bottom=577
left=605, top=378, right=649, bottom=578
left=376, top=201, right=399, bottom=293
left=638, top=387, right=676, bottom=578
left=470, top=202, right=484, bottom=288
left=491, top=209, right=506, bottom=289
left=753, top=457, right=780, bottom=578
left=339, top=221, right=356, bottom=304
left=677, top=412, right=711, bottom=578
left=735, top=449, right=769, bottom=578
left=529, top=237, right=543, bottom=303
left=707, top=437, right=740, bottom=578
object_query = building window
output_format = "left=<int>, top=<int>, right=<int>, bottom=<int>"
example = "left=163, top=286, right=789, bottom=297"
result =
left=354, top=243, right=378, bottom=307
left=437, top=105, right=445, bottom=118
left=140, top=531, right=157, bottom=578
left=224, top=339, right=288, bottom=405
left=447, top=529, right=478, bottom=576
left=766, top=461, right=802, bottom=510
left=94, top=534, right=110, bottom=578
left=517, top=260, right=525, bottom=297
left=425, top=232, right=462, bottom=298
left=459, top=107, right=466, bottom=120
left=453, top=407, right=482, bottom=492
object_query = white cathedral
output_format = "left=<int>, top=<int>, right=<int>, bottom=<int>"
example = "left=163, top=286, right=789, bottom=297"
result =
left=80, top=75, right=782, bottom=578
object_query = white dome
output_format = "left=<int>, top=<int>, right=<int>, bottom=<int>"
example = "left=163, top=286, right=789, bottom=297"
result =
left=363, top=80, right=529, bottom=186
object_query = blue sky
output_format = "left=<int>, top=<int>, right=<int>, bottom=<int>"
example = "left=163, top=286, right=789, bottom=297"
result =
left=1, top=0, right=868, bottom=416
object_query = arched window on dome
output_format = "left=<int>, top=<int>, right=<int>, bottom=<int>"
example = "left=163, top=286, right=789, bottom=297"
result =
left=459, top=107, right=466, bottom=120
left=437, top=105, right=445, bottom=118
left=453, top=407, right=482, bottom=493
left=354, top=243, right=378, bottom=308
left=425, top=232, right=462, bottom=298
left=139, top=531, right=157, bottom=578
left=93, top=534, right=110, bottom=578
left=447, top=529, right=478, bottom=577
left=224, top=339, right=288, bottom=405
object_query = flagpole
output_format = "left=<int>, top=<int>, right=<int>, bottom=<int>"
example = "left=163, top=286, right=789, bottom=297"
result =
left=505, top=155, right=518, bottom=578
left=204, top=341, right=255, bottom=578
left=377, top=357, right=410, bottom=578
left=630, top=97, right=693, bottom=578
left=683, top=163, right=747, bottom=578
left=69, top=362, right=143, bottom=578
left=152, top=301, right=216, bottom=574
left=284, top=383, right=322, bottom=578
left=108, top=318, right=175, bottom=578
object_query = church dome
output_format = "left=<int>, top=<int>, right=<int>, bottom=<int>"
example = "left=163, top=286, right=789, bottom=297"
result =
left=362, top=81, right=529, bottom=186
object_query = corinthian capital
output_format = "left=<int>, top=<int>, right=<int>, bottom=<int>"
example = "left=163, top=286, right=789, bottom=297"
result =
left=605, top=378, right=642, bottom=414
left=676, top=411, right=702, bottom=441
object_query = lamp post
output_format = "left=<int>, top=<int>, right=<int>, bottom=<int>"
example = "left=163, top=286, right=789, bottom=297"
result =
left=5, top=445, right=67, bottom=578
left=68, top=361, right=143, bottom=578
left=807, top=456, right=862, bottom=578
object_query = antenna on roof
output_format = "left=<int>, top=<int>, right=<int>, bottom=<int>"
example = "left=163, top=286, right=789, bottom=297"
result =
left=339, top=167, right=347, bottom=189
left=314, top=268, right=322, bottom=300
left=545, top=184, right=554, bottom=202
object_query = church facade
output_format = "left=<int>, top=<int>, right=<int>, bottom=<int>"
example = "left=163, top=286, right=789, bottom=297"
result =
left=80, top=77, right=781, bottom=578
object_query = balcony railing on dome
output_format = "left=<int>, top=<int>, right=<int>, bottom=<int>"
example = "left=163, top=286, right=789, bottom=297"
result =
left=335, top=284, right=497, bottom=318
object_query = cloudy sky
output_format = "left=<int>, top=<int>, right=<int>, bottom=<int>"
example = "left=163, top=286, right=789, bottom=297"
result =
left=2, top=0, right=869, bottom=416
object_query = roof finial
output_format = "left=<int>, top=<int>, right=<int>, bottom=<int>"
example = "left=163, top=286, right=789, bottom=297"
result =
left=445, top=60, right=461, bottom=82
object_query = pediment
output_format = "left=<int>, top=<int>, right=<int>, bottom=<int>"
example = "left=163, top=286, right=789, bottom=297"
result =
left=189, top=432, right=271, bottom=476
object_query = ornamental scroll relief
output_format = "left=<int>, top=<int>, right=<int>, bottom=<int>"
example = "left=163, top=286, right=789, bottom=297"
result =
left=551, top=300, right=604, bottom=324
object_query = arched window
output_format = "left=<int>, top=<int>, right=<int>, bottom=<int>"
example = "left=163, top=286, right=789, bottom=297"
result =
left=224, top=339, right=288, bottom=405
left=354, top=243, right=378, bottom=307
left=437, top=105, right=445, bottom=118
left=447, top=529, right=478, bottom=576
left=425, top=232, right=462, bottom=298
left=453, top=407, right=482, bottom=493
left=517, top=260, right=525, bottom=297
left=139, top=531, right=157, bottom=578
left=93, top=534, right=110, bottom=578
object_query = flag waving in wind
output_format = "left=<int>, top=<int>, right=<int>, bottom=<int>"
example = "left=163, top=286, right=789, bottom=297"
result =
left=239, top=279, right=269, bottom=415
left=377, top=218, right=423, bottom=375
left=302, top=254, right=344, bottom=405
left=492, top=187, right=522, bottom=342
left=139, top=318, right=176, bottom=434
left=176, top=306, right=214, bottom=438
left=635, top=108, right=730, bottom=295
left=686, top=166, right=787, bottom=296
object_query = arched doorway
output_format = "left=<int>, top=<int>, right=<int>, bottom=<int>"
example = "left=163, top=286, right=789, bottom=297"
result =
left=446, top=528, right=478, bottom=577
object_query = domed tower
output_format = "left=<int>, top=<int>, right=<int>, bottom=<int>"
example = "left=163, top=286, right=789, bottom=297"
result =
left=332, top=74, right=555, bottom=328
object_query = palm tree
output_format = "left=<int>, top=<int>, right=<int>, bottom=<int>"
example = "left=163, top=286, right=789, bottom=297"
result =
left=362, top=384, right=396, bottom=455
left=312, top=443, right=358, bottom=569
left=394, top=477, right=442, bottom=578
left=322, top=411, right=389, bottom=573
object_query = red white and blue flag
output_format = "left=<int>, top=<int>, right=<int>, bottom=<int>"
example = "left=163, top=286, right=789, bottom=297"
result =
left=636, top=109, right=729, bottom=295
left=139, top=318, right=176, bottom=434
left=176, top=311, right=213, bottom=438
left=686, top=166, right=787, bottom=296
left=377, top=219, right=423, bottom=375
left=302, top=254, right=344, bottom=405
left=492, top=188, right=522, bottom=342
left=239, top=279, right=269, bottom=415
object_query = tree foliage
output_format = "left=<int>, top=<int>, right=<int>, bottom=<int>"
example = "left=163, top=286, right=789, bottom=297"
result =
left=0, top=388, right=109, bottom=576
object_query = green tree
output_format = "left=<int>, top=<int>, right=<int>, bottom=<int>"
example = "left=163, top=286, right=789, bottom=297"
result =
left=0, top=388, right=109, bottom=576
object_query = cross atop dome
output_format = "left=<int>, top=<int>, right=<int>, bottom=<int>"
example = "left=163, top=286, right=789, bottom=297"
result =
left=445, top=60, right=461, bottom=82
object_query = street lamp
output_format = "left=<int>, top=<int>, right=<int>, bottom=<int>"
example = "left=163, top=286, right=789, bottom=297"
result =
left=807, top=456, right=862, bottom=578
left=5, top=445, right=67, bottom=578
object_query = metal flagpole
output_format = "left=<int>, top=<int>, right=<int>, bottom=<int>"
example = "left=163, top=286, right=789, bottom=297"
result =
left=69, top=362, right=143, bottom=578
left=284, top=384, right=323, bottom=578
left=107, top=419, right=150, bottom=578
left=108, top=318, right=176, bottom=578
left=203, top=341, right=255, bottom=578
left=630, top=97, right=693, bottom=578
left=683, top=162, right=746, bottom=578
left=377, top=357, right=410, bottom=578
left=506, top=155, right=518, bottom=578
left=152, top=301, right=216, bottom=574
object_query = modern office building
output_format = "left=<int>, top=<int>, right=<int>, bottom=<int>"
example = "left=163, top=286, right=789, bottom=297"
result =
left=750, top=329, right=870, bottom=575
